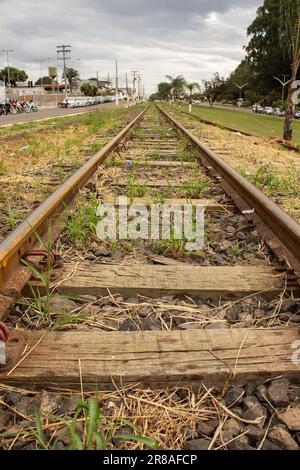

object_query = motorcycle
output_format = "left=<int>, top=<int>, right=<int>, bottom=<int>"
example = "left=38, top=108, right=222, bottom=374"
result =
left=28, top=101, right=38, bottom=112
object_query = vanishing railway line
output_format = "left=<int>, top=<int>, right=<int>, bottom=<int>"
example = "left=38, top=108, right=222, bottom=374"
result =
left=0, top=103, right=300, bottom=397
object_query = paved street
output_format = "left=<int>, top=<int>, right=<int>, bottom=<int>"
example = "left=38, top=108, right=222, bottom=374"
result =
left=0, top=101, right=125, bottom=127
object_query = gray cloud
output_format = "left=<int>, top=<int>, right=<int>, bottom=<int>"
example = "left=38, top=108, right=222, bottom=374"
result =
left=0, top=0, right=262, bottom=93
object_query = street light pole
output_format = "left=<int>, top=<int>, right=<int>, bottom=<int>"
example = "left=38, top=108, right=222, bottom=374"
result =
left=274, top=76, right=292, bottom=101
left=233, top=82, right=248, bottom=101
left=1, top=49, right=13, bottom=87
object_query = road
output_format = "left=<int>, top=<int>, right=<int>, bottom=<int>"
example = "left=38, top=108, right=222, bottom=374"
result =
left=0, top=101, right=126, bottom=127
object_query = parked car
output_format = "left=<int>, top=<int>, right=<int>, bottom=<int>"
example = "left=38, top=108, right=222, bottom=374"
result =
left=273, top=108, right=285, bottom=117
left=253, top=104, right=264, bottom=114
left=264, top=107, right=274, bottom=115
left=295, top=111, right=300, bottom=120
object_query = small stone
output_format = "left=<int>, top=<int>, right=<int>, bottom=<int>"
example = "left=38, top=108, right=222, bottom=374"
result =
left=261, top=439, right=283, bottom=451
left=267, top=379, right=290, bottom=407
left=280, top=300, right=299, bottom=315
left=186, top=438, right=210, bottom=450
left=219, top=430, right=233, bottom=443
left=228, top=436, right=254, bottom=451
left=231, top=407, right=243, bottom=417
left=278, top=407, right=300, bottom=431
left=197, top=420, right=219, bottom=437
left=139, top=318, right=161, bottom=331
left=4, top=392, right=23, bottom=406
left=226, top=226, right=236, bottom=234
left=243, top=396, right=261, bottom=409
left=49, top=297, right=78, bottom=313
left=15, top=396, right=41, bottom=417
left=243, top=402, right=268, bottom=428
left=245, top=384, right=256, bottom=397
left=94, top=245, right=110, bottom=257
left=86, top=254, right=96, bottom=261
left=223, top=418, right=244, bottom=437
left=245, top=425, right=265, bottom=442
left=119, top=320, right=138, bottom=331
left=176, top=389, right=189, bottom=401
left=59, top=397, right=79, bottom=415
left=255, top=384, right=268, bottom=402
left=40, top=391, right=62, bottom=416
left=181, top=427, right=194, bottom=440
left=268, top=426, right=299, bottom=450
left=0, top=409, right=11, bottom=429
left=225, top=306, right=239, bottom=323
left=224, top=387, right=245, bottom=407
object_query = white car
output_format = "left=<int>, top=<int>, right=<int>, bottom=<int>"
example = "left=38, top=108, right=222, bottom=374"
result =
left=264, top=107, right=274, bottom=115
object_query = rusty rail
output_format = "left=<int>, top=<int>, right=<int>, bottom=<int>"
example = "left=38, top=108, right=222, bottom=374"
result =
left=157, top=104, right=300, bottom=278
left=0, top=104, right=149, bottom=312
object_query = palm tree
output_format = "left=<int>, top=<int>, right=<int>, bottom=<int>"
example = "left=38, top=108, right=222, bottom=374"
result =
left=63, top=67, right=80, bottom=92
left=280, top=0, right=300, bottom=141
left=186, top=82, right=200, bottom=112
left=166, top=75, right=186, bottom=102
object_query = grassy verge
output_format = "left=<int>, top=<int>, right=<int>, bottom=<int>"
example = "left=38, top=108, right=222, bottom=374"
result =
left=0, top=104, right=145, bottom=240
left=178, top=104, right=300, bottom=145
left=164, top=105, right=300, bottom=222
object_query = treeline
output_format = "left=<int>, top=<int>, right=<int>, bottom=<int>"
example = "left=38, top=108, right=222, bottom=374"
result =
left=153, top=0, right=292, bottom=108
left=153, top=0, right=300, bottom=141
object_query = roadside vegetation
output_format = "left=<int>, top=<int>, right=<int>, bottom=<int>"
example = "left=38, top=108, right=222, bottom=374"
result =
left=0, top=104, right=145, bottom=240
left=176, top=103, right=300, bottom=144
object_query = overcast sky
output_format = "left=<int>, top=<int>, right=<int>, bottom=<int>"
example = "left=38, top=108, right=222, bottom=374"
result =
left=0, top=0, right=262, bottom=93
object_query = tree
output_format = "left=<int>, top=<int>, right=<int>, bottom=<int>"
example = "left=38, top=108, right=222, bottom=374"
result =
left=0, top=67, right=28, bottom=86
left=81, top=83, right=98, bottom=96
left=63, top=67, right=80, bottom=92
left=165, top=75, right=186, bottom=101
left=157, top=82, right=172, bottom=100
left=186, top=82, right=200, bottom=102
left=35, top=76, right=52, bottom=86
left=245, top=0, right=291, bottom=96
left=280, top=0, right=300, bottom=141
left=202, top=73, right=226, bottom=106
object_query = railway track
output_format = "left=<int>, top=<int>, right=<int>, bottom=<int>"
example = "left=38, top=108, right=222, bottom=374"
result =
left=0, top=104, right=300, bottom=448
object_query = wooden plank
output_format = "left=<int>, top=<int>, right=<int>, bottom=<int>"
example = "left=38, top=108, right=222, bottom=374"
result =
left=135, top=161, right=197, bottom=169
left=2, top=328, right=299, bottom=389
left=115, top=179, right=188, bottom=188
left=103, top=196, right=224, bottom=212
left=28, top=264, right=285, bottom=300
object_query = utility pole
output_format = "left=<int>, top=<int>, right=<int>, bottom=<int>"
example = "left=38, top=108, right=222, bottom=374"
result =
left=115, top=60, right=119, bottom=106
left=57, top=45, right=71, bottom=98
left=125, top=73, right=129, bottom=104
left=274, top=75, right=292, bottom=101
left=131, top=71, right=139, bottom=104
left=1, top=49, right=13, bottom=87
left=137, top=75, right=142, bottom=100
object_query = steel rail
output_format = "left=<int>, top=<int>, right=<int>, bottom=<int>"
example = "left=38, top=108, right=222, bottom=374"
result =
left=157, top=104, right=300, bottom=277
left=0, top=104, right=149, bottom=305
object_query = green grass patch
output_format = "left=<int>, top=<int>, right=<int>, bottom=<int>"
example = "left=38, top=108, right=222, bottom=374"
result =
left=178, top=104, right=300, bottom=145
